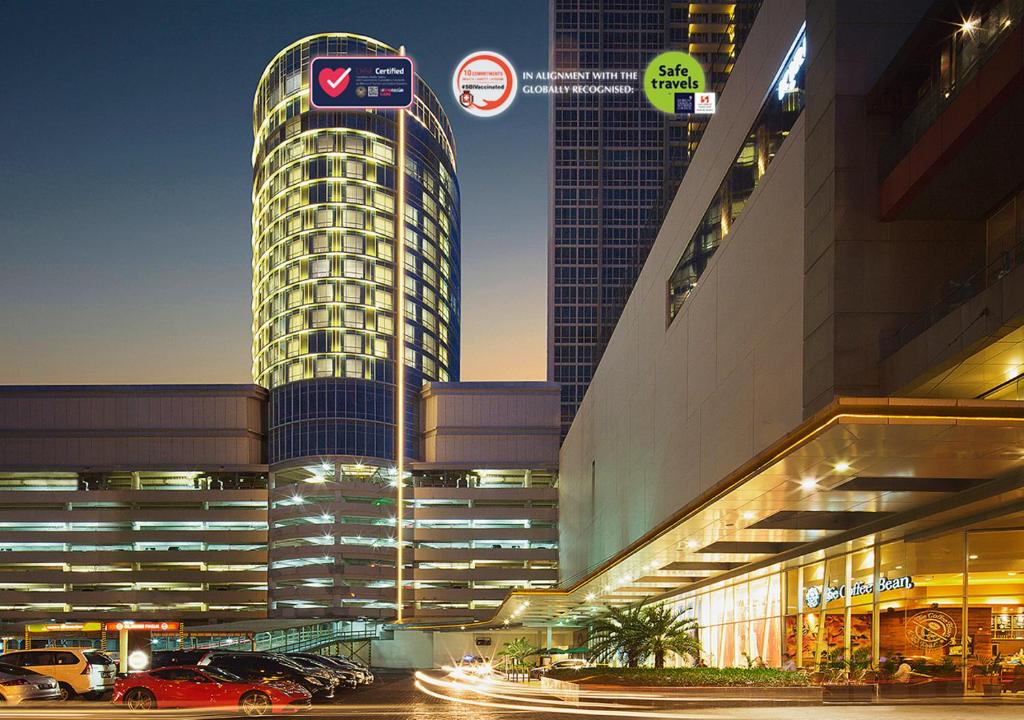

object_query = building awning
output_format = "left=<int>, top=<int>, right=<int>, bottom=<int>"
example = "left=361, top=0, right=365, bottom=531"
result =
left=426, top=397, right=1024, bottom=629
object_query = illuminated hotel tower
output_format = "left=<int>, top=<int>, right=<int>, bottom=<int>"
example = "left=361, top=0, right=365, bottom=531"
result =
left=252, top=34, right=460, bottom=620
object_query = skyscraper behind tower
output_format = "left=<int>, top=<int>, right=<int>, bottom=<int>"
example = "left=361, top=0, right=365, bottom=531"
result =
left=548, top=1, right=758, bottom=438
left=252, top=33, right=460, bottom=619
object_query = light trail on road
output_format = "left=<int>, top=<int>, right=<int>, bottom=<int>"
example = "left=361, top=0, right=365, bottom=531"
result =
left=414, top=671, right=714, bottom=719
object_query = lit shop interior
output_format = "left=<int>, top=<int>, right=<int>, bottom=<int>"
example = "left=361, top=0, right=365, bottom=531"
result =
left=668, top=514, right=1024, bottom=694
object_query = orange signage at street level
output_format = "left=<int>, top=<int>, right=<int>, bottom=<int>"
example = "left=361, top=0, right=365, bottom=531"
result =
left=104, top=621, right=180, bottom=632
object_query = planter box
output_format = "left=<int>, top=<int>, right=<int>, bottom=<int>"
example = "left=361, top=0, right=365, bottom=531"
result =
left=822, top=684, right=877, bottom=703
left=540, top=678, right=823, bottom=707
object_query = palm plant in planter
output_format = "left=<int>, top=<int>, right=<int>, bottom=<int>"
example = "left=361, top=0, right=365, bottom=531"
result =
left=588, top=601, right=702, bottom=669
left=497, top=637, right=538, bottom=680
left=642, top=603, right=701, bottom=669
left=588, top=604, right=649, bottom=667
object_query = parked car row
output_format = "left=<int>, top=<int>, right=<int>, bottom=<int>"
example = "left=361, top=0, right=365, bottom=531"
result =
left=149, top=648, right=373, bottom=702
left=0, top=646, right=371, bottom=715
left=0, top=648, right=117, bottom=701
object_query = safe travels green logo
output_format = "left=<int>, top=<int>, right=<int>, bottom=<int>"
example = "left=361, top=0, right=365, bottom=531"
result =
left=643, top=50, right=706, bottom=113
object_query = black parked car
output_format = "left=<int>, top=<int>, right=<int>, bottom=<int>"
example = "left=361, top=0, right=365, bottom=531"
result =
left=151, top=650, right=214, bottom=669
left=310, top=655, right=374, bottom=685
left=282, top=653, right=360, bottom=689
left=197, top=652, right=337, bottom=702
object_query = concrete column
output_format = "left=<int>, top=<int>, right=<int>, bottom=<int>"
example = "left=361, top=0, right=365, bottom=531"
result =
left=118, top=628, right=129, bottom=673
left=546, top=626, right=553, bottom=648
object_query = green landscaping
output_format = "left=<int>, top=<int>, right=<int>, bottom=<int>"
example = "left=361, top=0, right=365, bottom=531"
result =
left=544, top=666, right=811, bottom=687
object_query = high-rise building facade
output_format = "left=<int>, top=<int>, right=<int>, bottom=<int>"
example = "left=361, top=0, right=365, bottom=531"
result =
left=548, top=1, right=758, bottom=437
left=252, top=33, right=461, bottom=619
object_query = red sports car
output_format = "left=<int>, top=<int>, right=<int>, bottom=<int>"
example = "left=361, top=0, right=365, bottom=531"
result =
left=112, top=665, right=310, bottom=715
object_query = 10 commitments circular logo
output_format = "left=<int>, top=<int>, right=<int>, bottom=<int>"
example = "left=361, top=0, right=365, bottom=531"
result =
left=452, top=51, right=517, bottom=117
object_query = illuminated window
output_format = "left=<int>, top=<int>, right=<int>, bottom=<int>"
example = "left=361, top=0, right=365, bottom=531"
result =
left=377, top=314, right=394, bottom=335
left=288, top=238, right=303, bottom=258
left=343, top=259, right=365, bottom=278
left=343, top=334, right=364, bottom=354
left=311, top=308, right=330, bottom=328
left=311, top=233, right=330, bottom=253
left=343, top=308, right=365, bottom=328
left=345, top=159, right=365, bottom=179
left=343, top=135, right=366, bottom=154
left=287, top=361, right=303, bottom=381
left=372, top=143, right=394, bottom=163
left=287, top=288, right=302, bottom=308
left=315, top=357, right=334, bottom=378
left=343, top=209, right=365, bottom=229
left=373, top=216, right=394, bottom=237
left=305, top=260, right=329, bottom=280
left=404, top=206, right=419, bottom=226
left=315, top=134, right=334, bottom=153
left=374, top=265, right=393, bottom=285
left=345, top=185, right=366, bottom=204
left=315, top=208, right=334, bottom=228
left=314, top=283, right=333, bottom=303
left=373, top=192, right=395, bottom=213
left=343, top=284, right=364, bottom=304
left=377, top=239, right=393, bottom=262
left=345, top=358, right=364, bottom=377
left=287, top=314, right=305, bottom=333
left=343, top=234, right=365, bottom=254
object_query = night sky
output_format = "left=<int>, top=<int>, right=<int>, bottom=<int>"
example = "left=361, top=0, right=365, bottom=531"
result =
left=0, top=0, right=549, bottom=384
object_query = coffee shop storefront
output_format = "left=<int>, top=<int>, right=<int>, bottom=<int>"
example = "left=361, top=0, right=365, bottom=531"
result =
left=668, top=516, right=1024, bottom=696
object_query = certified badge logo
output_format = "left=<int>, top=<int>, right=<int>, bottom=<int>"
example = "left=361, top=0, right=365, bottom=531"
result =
left=804, top=586, right=821, bottom=609
left=318, top=66, right=351, bottom=97
left=452, top=51, right=517, bottom=117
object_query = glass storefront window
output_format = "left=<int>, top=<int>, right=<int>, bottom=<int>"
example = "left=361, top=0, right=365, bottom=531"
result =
left=966, top=530, right=1024, bottom=692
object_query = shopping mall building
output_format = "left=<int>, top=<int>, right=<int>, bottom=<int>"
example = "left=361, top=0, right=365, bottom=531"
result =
left=478, top=0, right=1024, bottom=694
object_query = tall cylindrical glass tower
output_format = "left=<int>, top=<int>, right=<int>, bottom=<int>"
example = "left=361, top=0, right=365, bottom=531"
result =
left=252, top=33, right=460, bottom=619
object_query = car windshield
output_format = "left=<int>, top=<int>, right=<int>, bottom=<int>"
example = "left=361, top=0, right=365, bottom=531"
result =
left=201, top=667, right=242, bottom=683
left=293, top=656, right=328, bottom=668
left=84, top=651, right=114, bottom=665
left=0, top=663, right=38, bottom=677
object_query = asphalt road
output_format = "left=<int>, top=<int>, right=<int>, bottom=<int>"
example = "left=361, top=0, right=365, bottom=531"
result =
left=0, top=673, right=1022, bottom=719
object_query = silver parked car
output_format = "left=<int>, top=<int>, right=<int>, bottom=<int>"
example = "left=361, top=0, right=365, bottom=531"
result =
left=0, top=662, right=60, bottom=704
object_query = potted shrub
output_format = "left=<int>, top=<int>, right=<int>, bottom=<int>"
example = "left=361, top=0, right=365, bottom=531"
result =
left=819, top=647, right=877, bottom=702
left=973, top=654, right=1003, bottom=696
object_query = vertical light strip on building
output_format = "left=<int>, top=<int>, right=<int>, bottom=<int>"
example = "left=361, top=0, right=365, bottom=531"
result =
left=395, top=45, right=408, bottom=623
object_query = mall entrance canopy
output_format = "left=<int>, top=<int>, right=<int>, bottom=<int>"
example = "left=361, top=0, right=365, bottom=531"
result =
left=475, top=397, right=1024, bottom=628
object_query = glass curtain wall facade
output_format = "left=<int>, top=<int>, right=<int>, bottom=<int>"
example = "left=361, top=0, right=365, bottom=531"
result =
left=549, top=1, right=758, bottom=438
left=665, top=515, right=1024, bottom=698
left=667, top=24, right=805, bottom=322
left=252, top=34, right=460, bottom=618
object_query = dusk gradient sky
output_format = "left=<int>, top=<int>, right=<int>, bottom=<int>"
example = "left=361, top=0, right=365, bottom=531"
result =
left=0, top=0, right=549, bottom=384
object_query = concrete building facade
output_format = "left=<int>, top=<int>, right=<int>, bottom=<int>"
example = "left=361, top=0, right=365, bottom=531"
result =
left=482, top=0, right=1024, bottom=696
left=0, top=385, right=270, bottom=624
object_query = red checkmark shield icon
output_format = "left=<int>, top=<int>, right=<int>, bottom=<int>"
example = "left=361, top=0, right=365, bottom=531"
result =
left=318, top=67, right=350, bottom=97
